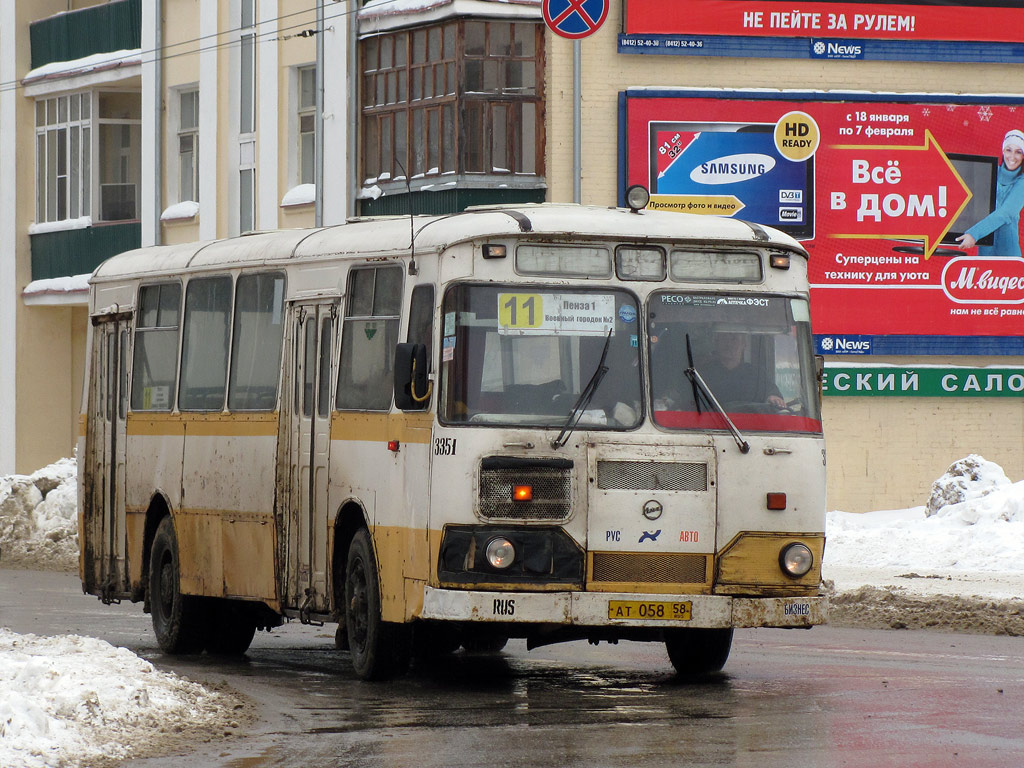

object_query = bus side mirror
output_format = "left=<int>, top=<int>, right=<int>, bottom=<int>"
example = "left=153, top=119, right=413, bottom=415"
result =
left=394, top=342, right=431, bottom=411
left=814, top=354, right=825, bottom=403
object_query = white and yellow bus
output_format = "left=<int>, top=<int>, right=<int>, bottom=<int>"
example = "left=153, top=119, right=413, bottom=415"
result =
left=79, top=199, right=827, bottom=680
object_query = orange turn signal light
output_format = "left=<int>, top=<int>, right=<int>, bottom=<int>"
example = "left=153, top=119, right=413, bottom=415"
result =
left=766, top=492, right=787, bottom=510
left=513, top=485, right=533, bottom=502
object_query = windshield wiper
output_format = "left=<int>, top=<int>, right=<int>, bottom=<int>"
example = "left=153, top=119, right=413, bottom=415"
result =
left=551, top=329, right=612, bottom=449
left=684, top=334, right=750, bottom=454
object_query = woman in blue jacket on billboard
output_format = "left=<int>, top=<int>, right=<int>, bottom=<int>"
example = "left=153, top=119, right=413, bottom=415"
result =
left=957, top=129, right=1024, bottom=257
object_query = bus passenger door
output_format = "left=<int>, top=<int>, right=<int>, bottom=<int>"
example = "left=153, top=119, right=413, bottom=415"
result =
left=287, top=302, right=336, bottom=617
left=85, top=314, right=130, bottom=601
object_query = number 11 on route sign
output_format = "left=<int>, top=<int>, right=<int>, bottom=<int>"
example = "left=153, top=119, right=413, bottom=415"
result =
left=543, top=0, right=608, bottom=39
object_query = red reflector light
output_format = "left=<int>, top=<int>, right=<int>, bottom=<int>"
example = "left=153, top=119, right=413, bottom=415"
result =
left=513, top=485, right=533, bottom=502
left=767, top=492, right=787, bottom=510
left=387, top=440, right=400, bottom=452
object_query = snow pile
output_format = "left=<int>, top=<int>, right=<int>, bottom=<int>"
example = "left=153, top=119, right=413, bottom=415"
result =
left=23, top=49, right=142, bottom=83
left=22, top=274, right=91, bottom=299
left=0, top=629, right=246, bottom=768
left=280, top=184, right=316, bottom=207
left=925, top=453, right=1011, bottom=517
left=0, top=458, right=78, bottom=571
left=826, top=455, right=1024, bottom=576
left=27, top=217, right=93, bottom=236
left=160, top=200, right=200, bottom=221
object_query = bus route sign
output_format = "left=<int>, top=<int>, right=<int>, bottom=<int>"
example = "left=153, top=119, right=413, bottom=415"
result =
left=543, top=0, right=608, bottom=39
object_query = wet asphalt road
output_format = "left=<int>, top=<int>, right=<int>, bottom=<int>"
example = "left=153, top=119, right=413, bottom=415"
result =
left=3, top=568, right=1024, bottom=768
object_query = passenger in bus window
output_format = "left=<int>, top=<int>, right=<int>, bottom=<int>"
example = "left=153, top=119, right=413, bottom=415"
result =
left=701, top=330, right=785, bottom=410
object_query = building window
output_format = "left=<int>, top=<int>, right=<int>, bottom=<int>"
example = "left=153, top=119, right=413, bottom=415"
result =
left=240, top=0, right=256, bottom=136
left=35, top=93, right=91, bottom=223
left=238, top=0, right=256, bottom=232
left=360, top=20, right=542, bottom=187
left=35, top=90, right=142, bottom=225
left=240, top=165, right=255, bottom=233
left=298, top=66, right=316, bottom=186
left=97, top=91, right=142, bottom=221
left=178, top=89, right=199, bottom=203
left=463, top=21, right=538, bottom=175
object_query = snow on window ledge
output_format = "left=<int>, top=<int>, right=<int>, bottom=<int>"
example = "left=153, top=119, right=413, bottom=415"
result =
left=22, top=273, right=91, bottom=306
left=28, top=217, right=92, bottom=236
left=160, top=201, right=200, bottom=222
left=23, top=49, right=143, bottom=84
left=281, top=184, right=316, bottom=208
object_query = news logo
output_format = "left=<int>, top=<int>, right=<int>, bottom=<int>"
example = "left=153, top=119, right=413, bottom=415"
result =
left=810, top=39, right=864, bottom=60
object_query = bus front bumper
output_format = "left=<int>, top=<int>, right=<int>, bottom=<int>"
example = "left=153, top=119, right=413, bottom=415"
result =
left=420, top=587, right=828, bottom=629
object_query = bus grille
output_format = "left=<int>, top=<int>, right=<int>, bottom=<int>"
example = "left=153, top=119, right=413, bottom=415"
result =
left=479, top=467, right=572, bottom=521
left=596, top=461, right=708, bottom=491
left=591, top=552, right=709, bottom=584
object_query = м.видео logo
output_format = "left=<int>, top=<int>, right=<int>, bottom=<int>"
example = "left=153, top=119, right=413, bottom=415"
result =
left=942, top=257, right=1024, bottom=304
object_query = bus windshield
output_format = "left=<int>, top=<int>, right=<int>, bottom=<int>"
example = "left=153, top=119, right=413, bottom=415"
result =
left=649, top=291, right=822, bottom=433
left=441, top=284, right=643, bottom=428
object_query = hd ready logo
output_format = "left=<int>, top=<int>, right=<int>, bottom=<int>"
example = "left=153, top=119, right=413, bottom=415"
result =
left=816, top=335, right=873, bottom=355
left=810, top=39, right=864, bottom=60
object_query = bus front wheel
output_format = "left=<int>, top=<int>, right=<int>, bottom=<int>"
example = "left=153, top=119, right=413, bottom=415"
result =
left=149, top=516, right=206, bottom=654
left=344, top=528, right=411, bottom=680
left=664, top=627, right=733, bottom=677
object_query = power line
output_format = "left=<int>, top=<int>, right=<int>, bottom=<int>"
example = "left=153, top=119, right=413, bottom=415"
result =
left=0, top=0, right=412, bottom=96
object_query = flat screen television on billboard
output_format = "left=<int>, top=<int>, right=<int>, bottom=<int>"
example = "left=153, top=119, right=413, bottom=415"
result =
left=945, top=152, right=998, bottom=247
left=890, top=152, right=998, bottom=255
left=648, top=121, right=815, bottom=240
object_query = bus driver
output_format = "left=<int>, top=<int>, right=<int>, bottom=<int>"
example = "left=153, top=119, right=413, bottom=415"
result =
left=697, top=330, right=785, bottom=410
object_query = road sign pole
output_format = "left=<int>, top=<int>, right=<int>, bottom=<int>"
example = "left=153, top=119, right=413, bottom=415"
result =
left=573, top=39, right=581, bottom=204
left=542, top=0, right=607, bottom=204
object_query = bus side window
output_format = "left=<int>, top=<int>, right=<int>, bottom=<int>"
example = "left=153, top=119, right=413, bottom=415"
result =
left=228, top=272, right=286, bottom=411
left=131, top=282, right=181, bottom=411
left=408, top=285, right=434, bottom=362
left=404, top=285, right=434, bottom=411
left=336, top=265, right=402, bottom=411
left=179, top=276, right=233, bottom=411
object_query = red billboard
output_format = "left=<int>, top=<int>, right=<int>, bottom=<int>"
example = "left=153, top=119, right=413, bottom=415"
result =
left=624, top=0, right=1024, bottom=44
left=622, top=92, right=1024, bottom=337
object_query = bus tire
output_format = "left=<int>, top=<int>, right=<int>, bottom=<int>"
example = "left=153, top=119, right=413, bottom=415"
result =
left=149, top=516, right=206, bottom=654
left=664, top=627, right=733, bottom=677
left=344, top=528, right=411, bottom=680
left=205, top=601, right=256, bottom=656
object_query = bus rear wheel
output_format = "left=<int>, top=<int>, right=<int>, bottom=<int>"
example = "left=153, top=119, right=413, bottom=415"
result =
left=344, top=528, right=411, bottom=680
left=149, top=516, right=205, bottom=654
left=664, top=627, right=733, bottom=677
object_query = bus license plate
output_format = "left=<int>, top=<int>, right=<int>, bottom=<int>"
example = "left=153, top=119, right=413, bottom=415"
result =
left=608, top=600, right=692, bottom=621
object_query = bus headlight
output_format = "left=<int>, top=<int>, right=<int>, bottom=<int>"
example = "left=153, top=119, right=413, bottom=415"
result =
left=485, top=538, right=516, bottom=569
left=779, top=543, right=814, bottom=577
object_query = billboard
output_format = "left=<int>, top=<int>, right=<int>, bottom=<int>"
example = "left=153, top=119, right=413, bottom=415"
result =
left=623, top=0, right=1024, bottom=44
left=621, top=91, right=1024, bottom=339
